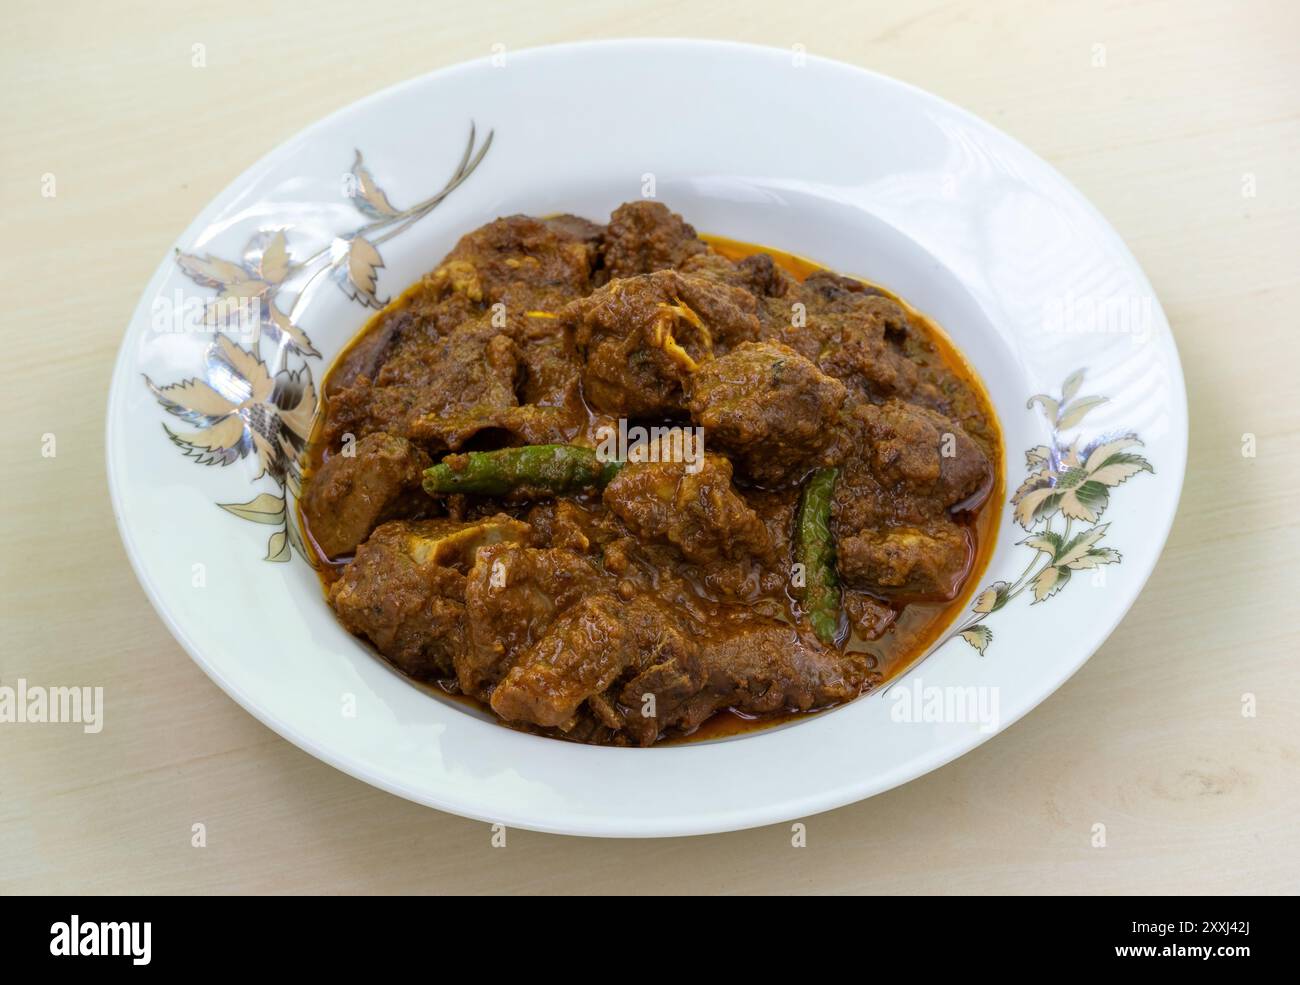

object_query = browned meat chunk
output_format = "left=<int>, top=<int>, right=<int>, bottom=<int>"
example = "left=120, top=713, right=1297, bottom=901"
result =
left=688, top=340, right=847, bottom=485
left=324, top=315, right=521, bottom=446
left=682, top=252, right=942, bottom=404
left=486, top=593, right=700, bottom=742
left=490, top=593, right=635, bottom=728
left=871, top=398, right=992, bottom=509
left=602, top=597, right=702, bottom=744
left=512, top=310, right=580, bottom=407
left=325, top=311, right=593, bottom=453
left=695, top=619, right=866, bottom=716
left=428, top=214, right=601, bottom=312
left=812, top=299, right=921, bottom=399
left=725, top=269, right=921, bottom=400
left=620, top=616, right=867, bottom=739
left=544, top=213, right=606, bottom=250
left=603, top=455, right=773, bottom=566
left=460, top=543, right=607, bottom=699
left=326, top=215, right=596, bottom=399
left=833, top=398, right=992, bottom=529
left=328, top=516, right=530, bottom=679
left=300, top=433, right=431, bottom=558
left=681, top=250, right=795, bottom=300
left=322, top=283, right=483, bottom=399
left=689, top=254, right=998, bottom=442
left=832, top=398, right=992, bottom=601
left=602, top=201, right=708, bottom=279
left=565, top=269, right=761, bottom=416
left=322, top=216, right=602, bottom=453
left=837, top=523, right=974, bottom=602
left=525, top=499, right=621, bottom=554
left=493, top=593, right=862, bottom=745
left=375, top=311, right=519, bottom=393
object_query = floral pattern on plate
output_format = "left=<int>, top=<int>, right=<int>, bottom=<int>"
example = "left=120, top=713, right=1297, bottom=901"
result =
left=143, top=124, right=493, bottom=561
left=943, top=369, right=1154, bottom=655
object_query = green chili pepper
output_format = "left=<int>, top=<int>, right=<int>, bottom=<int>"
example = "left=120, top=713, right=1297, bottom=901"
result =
left=422, top=444, right=623, bottom=497
left=796, top=466, right=841, bottom=645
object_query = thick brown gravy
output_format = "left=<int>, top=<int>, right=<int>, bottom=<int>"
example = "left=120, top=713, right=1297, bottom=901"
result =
left=300, top=231, right=1003, bottom=745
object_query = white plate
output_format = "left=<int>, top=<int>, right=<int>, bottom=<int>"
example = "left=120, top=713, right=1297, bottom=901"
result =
left=107, top=39, right=1186, bottom=837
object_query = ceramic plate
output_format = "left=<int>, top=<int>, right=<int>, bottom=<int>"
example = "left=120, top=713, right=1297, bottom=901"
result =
left=107, top=39, right=1186, bottom=837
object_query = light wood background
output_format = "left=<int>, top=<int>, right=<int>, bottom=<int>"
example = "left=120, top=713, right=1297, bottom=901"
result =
left=2, top=0, right=1297, bottom=895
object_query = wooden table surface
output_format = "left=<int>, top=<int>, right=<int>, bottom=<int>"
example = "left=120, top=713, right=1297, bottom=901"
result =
left=3, top=0, right=1297, bottom=895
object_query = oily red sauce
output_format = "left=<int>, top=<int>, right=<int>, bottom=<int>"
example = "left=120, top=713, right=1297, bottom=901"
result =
left=300, top=234, right=1003, bottom=745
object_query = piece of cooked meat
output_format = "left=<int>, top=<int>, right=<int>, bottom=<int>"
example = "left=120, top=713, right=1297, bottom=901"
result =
left=829, top=397, right=991, bottom=601
left=564, top=269, right=761, bottom=416
left=751, top=271, right=929, bottom=401
left=601, top=201, right=708, bottom=279
left=324, top=215, right=597, bottom=400
left=300, top=432, right=431, bottom=558
left=688, top=340, right=847, bottom=486
left=489, top=593, right=635, bottom=728
left=328, top=515, right=530, bottom=679
left=619, top=615, right=869, bottom=739
left=681, top=250, right=796, bottom=299
left=602, top=454, right=774, bottom=566
left=459, top=542, right=608, bottom=700
left=836, top=522, right=974, bottom=602
left=492, top=597, right=866, bottom=744
left=832, top=398, right=992, bottom=531
left=428, top=213, right=601, bottom=311
left=323, top=314, right=522, bottom=446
